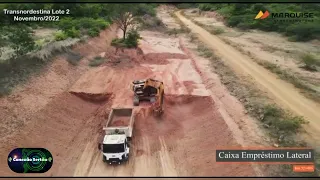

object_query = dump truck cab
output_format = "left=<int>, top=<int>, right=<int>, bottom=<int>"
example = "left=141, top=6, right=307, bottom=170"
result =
left=100, top=134, right=130, bottom=164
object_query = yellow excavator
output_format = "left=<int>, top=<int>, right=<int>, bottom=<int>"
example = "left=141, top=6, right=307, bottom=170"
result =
left=130, top=78, right=164, bottom=116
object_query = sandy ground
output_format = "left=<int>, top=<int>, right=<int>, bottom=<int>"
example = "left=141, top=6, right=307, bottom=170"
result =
left=176, top=11, right=320, bottom=148
left=184, top=9, right=320, bottom=92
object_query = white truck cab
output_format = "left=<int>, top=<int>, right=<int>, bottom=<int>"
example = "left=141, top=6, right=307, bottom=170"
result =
left=101, top=134, right=130, bottom=164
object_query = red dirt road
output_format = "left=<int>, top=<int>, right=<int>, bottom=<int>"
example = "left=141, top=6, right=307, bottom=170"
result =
left=175, top=11, right=320, bottom=146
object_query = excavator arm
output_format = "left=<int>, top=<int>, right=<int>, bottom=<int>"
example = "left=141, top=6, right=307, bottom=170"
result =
left=131, top=78, right=164, bottom=117
left=144, top=79, right=164, bottom=116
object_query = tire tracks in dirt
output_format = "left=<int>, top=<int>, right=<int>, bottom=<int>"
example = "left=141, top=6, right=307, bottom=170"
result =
left=158, top=136, right=178, bottom=176
left=176, top=11, right=320, bottom=146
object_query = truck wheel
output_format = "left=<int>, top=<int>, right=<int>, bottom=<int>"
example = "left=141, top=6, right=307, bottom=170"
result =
left=102, top=155, right=107, bottom=162
left=133, top=96, right=139, bottom=106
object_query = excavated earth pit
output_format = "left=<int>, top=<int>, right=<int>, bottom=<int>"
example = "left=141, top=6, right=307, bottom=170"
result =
left=71, top=94, right=256, bottom=176
left=0, top=28, right=257, bottom=176
left=70, top=31, right=257, bottom=176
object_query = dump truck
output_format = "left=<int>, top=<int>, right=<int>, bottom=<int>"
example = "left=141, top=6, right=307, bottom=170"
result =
left=98, top=108, right=135, bottom=164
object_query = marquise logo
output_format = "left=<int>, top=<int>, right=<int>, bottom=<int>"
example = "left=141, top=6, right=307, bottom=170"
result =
left=255, top=10, right=270, bottom=20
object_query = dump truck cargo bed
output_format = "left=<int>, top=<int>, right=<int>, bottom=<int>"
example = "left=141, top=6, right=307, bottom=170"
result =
left=103, top=108, right=135, bottom=138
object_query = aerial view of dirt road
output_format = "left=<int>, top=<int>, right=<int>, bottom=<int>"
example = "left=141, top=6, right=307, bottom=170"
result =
left=175, top=11, right=320, bottom=145
left=0, top=4, right=319, bottom=177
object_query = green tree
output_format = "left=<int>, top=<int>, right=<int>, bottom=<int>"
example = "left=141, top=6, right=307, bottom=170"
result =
left=6, top=25, right=35, bottom=57
left=112, top=4, right=137, bottom=40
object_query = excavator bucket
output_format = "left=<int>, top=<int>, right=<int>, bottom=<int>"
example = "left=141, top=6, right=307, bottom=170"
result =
left=151, top=103, right=163, bottom=117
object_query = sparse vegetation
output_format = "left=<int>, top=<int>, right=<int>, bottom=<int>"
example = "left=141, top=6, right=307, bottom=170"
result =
left=211, top=27, right=225, bottom=35
left=0, top=3, right=159, bottom=96
left=166, top=27, right=190, bottom=36
left=89, top=56, right=106, bottom=67
left=111, top=29, right=142, bottom=49
left=65, top=51, right=83, bottom=66
left=197, top=44, right=214, bottom=58
left=190, top=35, right=317, bottom=176
left=255, top=58, right=320, bottom=102
left=54, top=31, right=68, bottom=41
left=195, top=3, right=320, bottom=42
left=166, top=12, right=191, bottom=36
left=138, top=15, right=165, bottom=31
left=191, top=19, right=226, bottom=35
left=300, top=53, right=320, bottom=71
left=0, top=38, right=78, bottom=96
left=216, top=36, right=320, bottom=102
left=186, top=10, right=320, bottom=111
left=261, top=105, right=307, bottom=142
left=2, top=25, right=35, bottom=58
left=194, top=39, right=309, bottom=145
left=57, top=17, right=109, bottom=39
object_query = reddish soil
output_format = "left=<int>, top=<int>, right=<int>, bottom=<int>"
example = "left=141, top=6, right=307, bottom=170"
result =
left=0, top=93, right=108, bottom=176
left=0, top=24, right=118, bottom=176
left=0, top=19, right=258, bottom=176
left=70, top=29, right=257, bottom=176
left=109, top=116, right=130, bottom=127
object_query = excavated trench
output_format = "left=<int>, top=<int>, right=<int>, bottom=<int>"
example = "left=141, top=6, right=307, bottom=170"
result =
left=69, top=92, right=112, bottom=103
left=0, top=25, right=257, bottom=176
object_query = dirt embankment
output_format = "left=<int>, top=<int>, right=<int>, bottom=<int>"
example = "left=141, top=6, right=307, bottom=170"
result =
left=70, top=13, right=259, bottom=176
left=0, top=24, right=118, bottom=176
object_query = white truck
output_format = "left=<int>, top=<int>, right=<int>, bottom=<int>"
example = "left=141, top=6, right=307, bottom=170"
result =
left=98, top=107, right=135, bottom=164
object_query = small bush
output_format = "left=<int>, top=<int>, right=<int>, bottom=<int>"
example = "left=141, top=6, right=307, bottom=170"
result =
left=286, top=23, right=320, bottom=42
left=65, top=27, right=80, bottom=38
left=166, top=28, right=179, bottom=36
left=95, top=18, right=110, bottom=30
left=197, top=44, right=213, bottom=58
left=58, top=17, right=75, bottom=32
left=54, top=31, right=68, bottom=41
left=34, top=39, right=47, bottom=50
left=125, top=30, right=142, bottom=48
left=89, top=56, right=106, bottom=67
left=226, top=16, right=243, bottom=27
left=88, top=27, right=100, bottom=37
left=176, top=3, right=198, bottom=9
left=138, top=16, right=165, bottom=30
left=112, top=30, right=142, bottom=48
left=237, top=22, right=252, bottom=30
left=58, top=17, right=110, bottom=39
left=211, top=27, right=225, bottom=35
left=300, top=53, right=320, bottom=71
left=66, top=51, right=83, bottom=65
left=288, top=36, right=298, bottom=42
left=262, top=105, right=307, bottom=137
left=198, top=4, right=213, bottom=11
left=134, top=4, right=156, bottom=17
